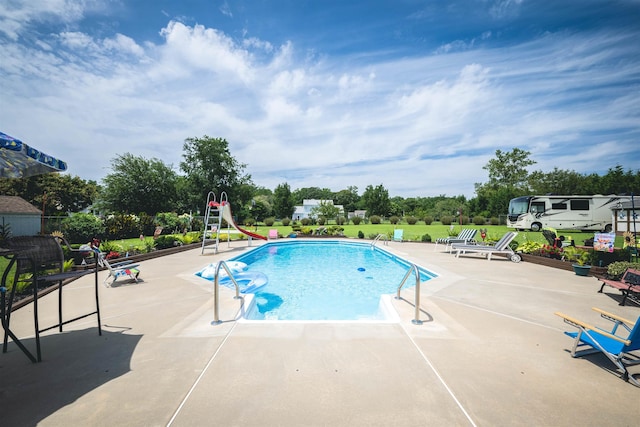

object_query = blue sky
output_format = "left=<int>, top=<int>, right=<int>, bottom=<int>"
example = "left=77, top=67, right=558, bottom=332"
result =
left=1, top=0, right=639, bottom=198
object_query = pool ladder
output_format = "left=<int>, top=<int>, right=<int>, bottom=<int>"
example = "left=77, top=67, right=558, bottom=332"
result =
left=395, top=264, right=423, bottom=325
left=370, top=234, right=388, bottom=247
left=212, top=260, right=242, bottom=324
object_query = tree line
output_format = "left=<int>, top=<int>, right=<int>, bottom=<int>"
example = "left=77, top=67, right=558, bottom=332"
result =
left=1, top=139, right=639, bottom=224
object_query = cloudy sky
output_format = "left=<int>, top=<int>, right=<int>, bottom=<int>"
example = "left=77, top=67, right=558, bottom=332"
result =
left=1, top=0, right=639, bottom=198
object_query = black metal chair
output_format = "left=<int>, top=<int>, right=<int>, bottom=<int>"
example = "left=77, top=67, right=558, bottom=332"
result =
left=1, top=235, right=101, bottom=362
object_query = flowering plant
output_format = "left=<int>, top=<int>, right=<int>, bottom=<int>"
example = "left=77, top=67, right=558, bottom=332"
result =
left=540, top=244, right=563, bottom=259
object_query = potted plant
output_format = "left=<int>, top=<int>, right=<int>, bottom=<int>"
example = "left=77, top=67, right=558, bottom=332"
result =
left=565, top=247, right=592, bottom=276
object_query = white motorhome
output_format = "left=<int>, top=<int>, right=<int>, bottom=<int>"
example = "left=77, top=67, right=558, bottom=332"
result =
left=507, top=195, right=630, bottom=232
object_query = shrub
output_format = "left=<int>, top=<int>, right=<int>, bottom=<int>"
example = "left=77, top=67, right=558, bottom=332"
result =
left=606, top=261, right=640, bottom=279
left=421, top=234, right=432, bottom=242
left=351, top=216, right=362, bottom=225
left=358, top=230, right=364, bottom=238
left=300, top=218, right=311, bottom=226
left=317, top=217, right=326, bottom=225
left=281, top=218, right=291, bottom=226
left=473, top=216, right=486, bottom=226
left=336, top=216, right=346, bottom=225
left=370, top=215, right=381, bottom=224
left=423, top=216, right=433, bottom=225
left=300, top=226, right=313, bottom=235
left=244, top=218, right=256, bottom=226
left=154, top=235, right=183, bottom=249
left=406, top=216, right=418, bottom=225
left=61, top=213, right=105, bottom=244
left=490, top=217, right=500, bottom=225
left=440, top=216, right=453, bottom=225
left=264, top=217, right=275, bottom=226
left=99, top=240, right=124, bottom=254
left=104, top=213, right=142, bottom=240
left=155, top=212, right=180, bottom=234
left=389, top=216, right=400, bottom=224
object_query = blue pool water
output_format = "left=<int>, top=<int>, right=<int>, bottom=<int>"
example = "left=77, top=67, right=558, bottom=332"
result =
left=202, top=240, right=436, bottom=321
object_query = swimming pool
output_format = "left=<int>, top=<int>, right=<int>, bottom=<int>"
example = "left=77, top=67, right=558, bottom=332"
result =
left=197, top=240, right=437, bottom=321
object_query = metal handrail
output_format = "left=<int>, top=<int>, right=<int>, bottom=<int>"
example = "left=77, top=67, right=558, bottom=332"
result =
left=395, top=263, right=423, bottom=325
left=213, top=260, right=242, bottom=324
left=370, top=234, right=388, bottom=247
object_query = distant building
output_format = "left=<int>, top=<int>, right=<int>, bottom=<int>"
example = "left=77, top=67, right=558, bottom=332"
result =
left=348, top=210, right=367, bottom=219
left=292, top=199, right=344, bottom=221
left=0, top=196, right=42, bottom=236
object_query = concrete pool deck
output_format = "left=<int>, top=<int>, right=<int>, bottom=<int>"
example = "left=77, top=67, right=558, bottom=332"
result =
left=1, top=239, right=638, bottom=426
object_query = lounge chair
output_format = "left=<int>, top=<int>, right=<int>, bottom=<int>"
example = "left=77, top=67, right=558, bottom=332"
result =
left=97, top=251, right=141, bottom=287
left=393, top=229, right=404, bottom=242
left=434, top=228, right=477, bottom=252
left=598, top=268, right=640, bottom=306
left=268, top=229, right=278, bottom=240
left=451, top=231, right=521, bottom=262
left=555, top=307, right=640, bottom=386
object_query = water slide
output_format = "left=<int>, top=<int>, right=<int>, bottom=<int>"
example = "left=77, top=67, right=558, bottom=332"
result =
left=220, top=203, right=267, bottom=240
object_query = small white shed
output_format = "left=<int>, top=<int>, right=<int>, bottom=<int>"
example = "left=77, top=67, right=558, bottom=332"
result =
left=612, top=200, right=639, bottom=234
left=0, top=195, right=42, bottom=236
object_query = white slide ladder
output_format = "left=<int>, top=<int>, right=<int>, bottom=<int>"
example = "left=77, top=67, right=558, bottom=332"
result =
left=201, top=191, right=227, bottom=254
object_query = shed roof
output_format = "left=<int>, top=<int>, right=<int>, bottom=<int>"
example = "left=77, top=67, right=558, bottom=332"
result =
left=0, top=196, right=42, bottom=214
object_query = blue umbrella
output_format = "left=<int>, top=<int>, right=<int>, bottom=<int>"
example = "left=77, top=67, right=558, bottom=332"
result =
left=0, top=131, right=67, bottom=178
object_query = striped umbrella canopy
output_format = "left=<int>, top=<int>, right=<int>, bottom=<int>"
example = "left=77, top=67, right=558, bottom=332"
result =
left=0, top=131, right=68, bottom=178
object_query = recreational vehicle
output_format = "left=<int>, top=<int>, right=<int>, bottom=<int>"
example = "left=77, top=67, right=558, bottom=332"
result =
left=507, top=195, right=629, bottom=232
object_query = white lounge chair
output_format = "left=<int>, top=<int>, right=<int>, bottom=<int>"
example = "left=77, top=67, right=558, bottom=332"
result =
left=434, top=228, right=477, bottom=252
left=451, top=231, right=521, bottom=262
left=97, top=251, right=141, bottom=287
left=393, top=229, right=404, bottom=242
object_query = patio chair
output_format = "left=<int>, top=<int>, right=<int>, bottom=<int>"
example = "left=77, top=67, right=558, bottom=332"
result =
left=96, top=251, right=140, bottom=287
left=434, top=228, right=477, bottom=252
left=393, top=229, right=404, bottom=242
left=268, top=229, right=278, bottom=240
left=451, top=231, right=521, bottom=262
left=555, top=307, right=640, bottom=386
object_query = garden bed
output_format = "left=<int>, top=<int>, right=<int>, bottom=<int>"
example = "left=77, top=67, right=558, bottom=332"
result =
left=520, top=253, right=606, bottom=277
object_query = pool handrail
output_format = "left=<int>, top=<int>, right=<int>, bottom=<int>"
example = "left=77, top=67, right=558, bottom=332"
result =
left=213, top=260, right=241, bottom=324
left=395, top=263, right=423, bottom=325
left=371, top=234, right=388, bottom=247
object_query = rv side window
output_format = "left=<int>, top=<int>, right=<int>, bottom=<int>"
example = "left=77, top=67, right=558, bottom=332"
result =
left=570, top=200, right=589, bottom=211
left=551, top=202, right=567, bottom=210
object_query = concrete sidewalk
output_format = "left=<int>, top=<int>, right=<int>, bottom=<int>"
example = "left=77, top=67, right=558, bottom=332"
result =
left=1, top=239, right=638, bottom=426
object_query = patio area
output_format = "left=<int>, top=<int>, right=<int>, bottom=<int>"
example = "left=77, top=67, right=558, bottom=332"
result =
left=1, top=239, right=638, bottom=426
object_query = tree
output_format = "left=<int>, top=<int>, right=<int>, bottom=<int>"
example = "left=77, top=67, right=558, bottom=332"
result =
left=180, top=136, right=253, bottom=213
left=482, top=147, right=536, bottom=190
left=310, top=200, right=341, bottom=223
left=273, top=183, right=295, bottom=219
left=291, top=187, right=333, bottom=204
left=361, top=184, right=390, bottom=217
left=0, top=174, right=98, bottom=214
left=100, top=153, right=177, bottom=215
left=333, top=186, right=360, bottom=213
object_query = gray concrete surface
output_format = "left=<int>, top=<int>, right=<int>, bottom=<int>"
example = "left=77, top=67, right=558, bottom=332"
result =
left=1, top=239, right=639, bottom=426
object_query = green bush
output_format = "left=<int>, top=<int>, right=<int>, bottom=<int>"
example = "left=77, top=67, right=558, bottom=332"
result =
left=358, top=230, right=364, bottom=238
left=104, top=213, right=142, bottom=240
left=406, top=216, right=418, bottom=225
left=370, top=215, right=381, bottom=224
left=490, top=217, right=500, bottom=225
left=155, top=212, right=180, bottom=234
left=336, top=216, right=346, bottom=225
left=300, top=218, right=311, bottom=226
left=473, top=216, right=485, bottom=226
left=244, top=218, right=256, bottom=226
left=154, top=235, right=183, bottom=249
left=351, top=216, right=362, bottom=225
left=317, top=217, right=326, bottom=225
left=423, top=216, right=433, bottom=225
left=421, top=234, right=432, bottom=242
left=606, top=261, right=640, bottom=279
left=441, top=216, right=453, bottom=225
left=389, top=216, right=400, bottom=224
left=61, top=213, right=105, bottom=244
left=281, top=218, right=291, bottom=226
left=264, top=217, right=275, bottom=226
